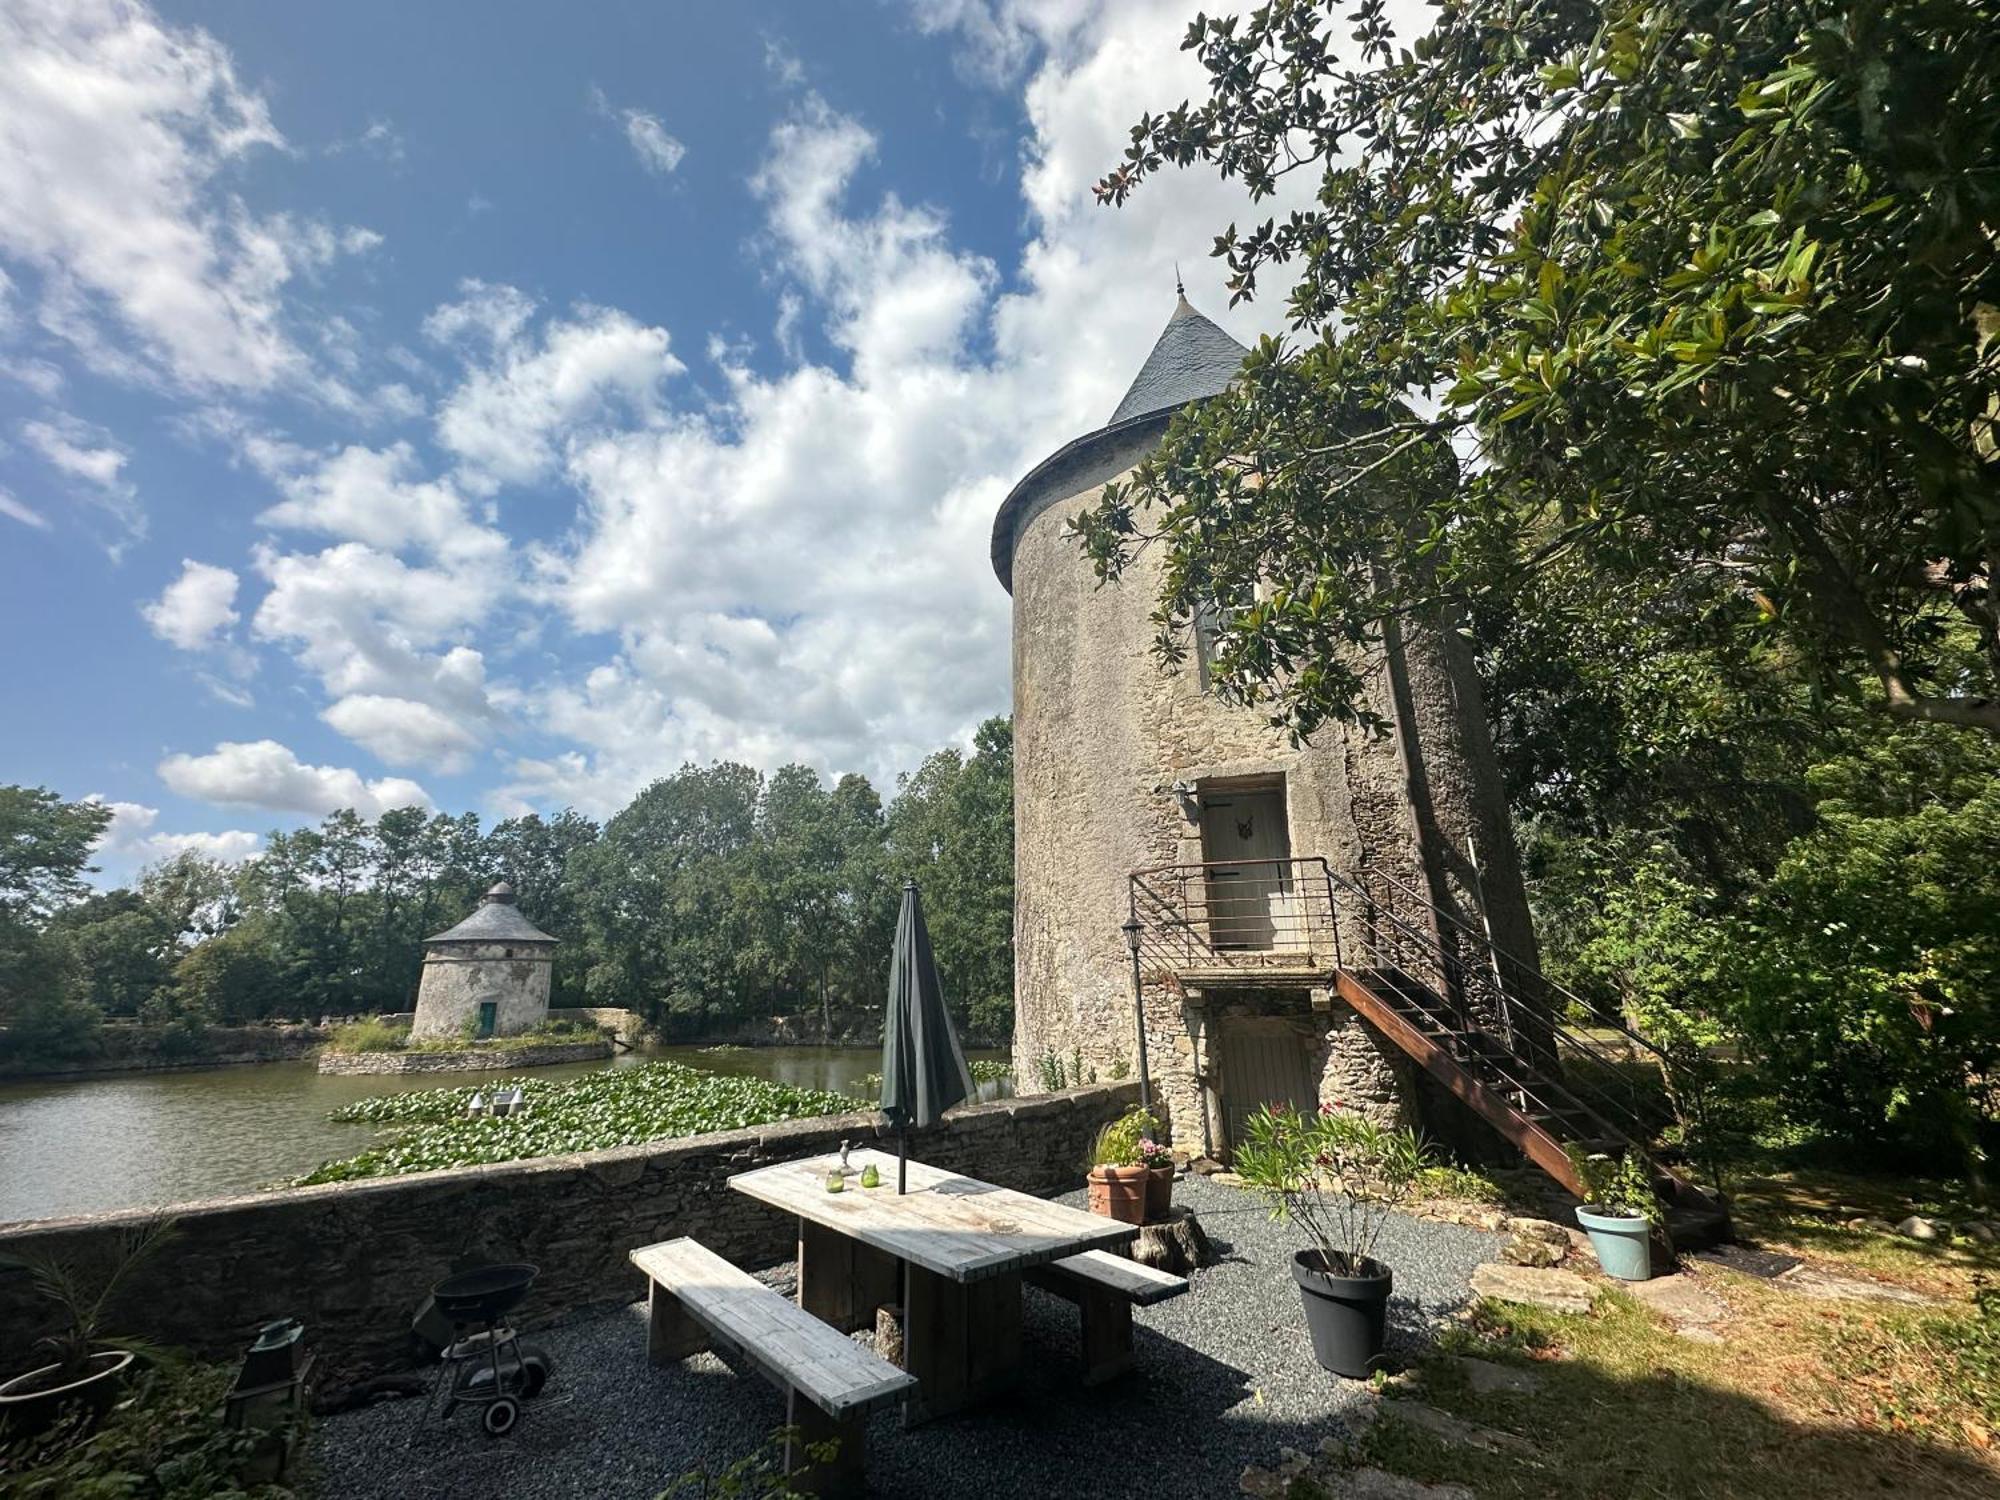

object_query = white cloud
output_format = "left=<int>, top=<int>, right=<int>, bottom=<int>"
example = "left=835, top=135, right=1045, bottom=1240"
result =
left=87, top=797, right=261, bottom=867
left=499, top=1, right=1311, bottom=811
left=142, top=558, right=240, bottom=651
left=0, top=486, right=50, bottom=530
left=329, top=118, right=406, bottom=166
left=590, top=87, right=686, bottom=175
left=899, top=0, right=1047, bottom=85
left=251, top=543, right=501, bottom=689
left=158, top=739, right=432, bottom=818
left=20, top=411, right=145, bottom=549
left=425, top=283, right=685, bottom=492
left=21, top=415, right=131, bottom=493
left=0, top=0, right=379, bottom=397
left=321, top=693, right=481, bottom=772
left=249, top=541, right=504, bottom=767
left=622, top=111, right=686, bottom=175
left=258, top=441, right=503, bottom=560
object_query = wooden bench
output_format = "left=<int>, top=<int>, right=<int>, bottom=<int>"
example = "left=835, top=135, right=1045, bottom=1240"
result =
left=631, top=1238, right=915, bottom=1496
left=1024, top=1248, right=1188, bottom=1385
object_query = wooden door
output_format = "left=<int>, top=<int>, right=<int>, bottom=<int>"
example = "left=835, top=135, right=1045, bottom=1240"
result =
left=1217, top=1017, right=1317, bottom=1158
left=1200, top=789, right=1291, bottom=950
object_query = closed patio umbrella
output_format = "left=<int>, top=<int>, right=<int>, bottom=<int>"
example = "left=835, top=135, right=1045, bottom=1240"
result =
left=879, top=880, right=972, bottom=1193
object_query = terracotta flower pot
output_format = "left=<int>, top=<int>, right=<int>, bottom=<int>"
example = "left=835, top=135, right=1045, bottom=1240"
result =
left=1086, top=1164, right=1149, bottom=1224
left=1145, top=1164, right=1174, bottom=1222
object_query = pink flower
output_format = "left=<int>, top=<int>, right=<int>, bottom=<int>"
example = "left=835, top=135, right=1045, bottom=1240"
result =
left=1319, top=1102, right=1334, bottom=1115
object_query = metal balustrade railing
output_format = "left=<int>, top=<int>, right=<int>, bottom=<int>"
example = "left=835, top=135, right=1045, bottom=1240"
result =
left=1127, top=855, right=1685, bottom=1176
left=1128, top=857, right=1342, bottom=975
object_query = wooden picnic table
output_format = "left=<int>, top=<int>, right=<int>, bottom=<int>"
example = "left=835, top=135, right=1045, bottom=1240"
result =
left=729, top=1146, right=1136, bottom=1421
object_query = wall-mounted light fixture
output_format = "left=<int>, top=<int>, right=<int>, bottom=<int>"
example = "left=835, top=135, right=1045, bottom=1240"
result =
left=1170, top=779, right=1199, bottom=819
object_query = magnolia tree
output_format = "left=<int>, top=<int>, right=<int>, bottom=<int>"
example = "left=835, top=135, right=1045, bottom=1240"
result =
left=1079, top=0, right=2000, bottom=741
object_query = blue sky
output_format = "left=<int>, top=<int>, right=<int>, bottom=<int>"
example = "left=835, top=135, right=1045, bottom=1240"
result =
left=0, top=0, right=1317, bottom=881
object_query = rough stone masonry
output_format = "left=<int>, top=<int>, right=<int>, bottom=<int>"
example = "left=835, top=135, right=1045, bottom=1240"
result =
left=993, top=293, right=1536, bottom=1163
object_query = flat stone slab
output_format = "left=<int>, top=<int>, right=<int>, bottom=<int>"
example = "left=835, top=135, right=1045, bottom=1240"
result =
left=1775, top=1266, right=1942, bottom=1306
left=1454, top=1355, right=1543, bottom=1395
left=1342, top=1468, right=1479, bottom=1499
left=1676, top=1326, right=1725, bottom=1345
left=1388, top=1399, right=1538, bottom=1457
left=1470, top=1262, right=1595, bottom=1314
left=1625, top=1273, right=1728, bottom=1328
left=1695, top=1244, right=1801, bottom=1279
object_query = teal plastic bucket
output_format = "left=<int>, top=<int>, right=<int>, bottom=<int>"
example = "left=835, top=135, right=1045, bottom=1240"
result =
left=1576, top=1206, right=1654, bottom=1280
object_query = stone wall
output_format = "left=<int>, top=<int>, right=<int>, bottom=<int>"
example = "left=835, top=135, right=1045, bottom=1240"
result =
left=548, top=1006, right=650, bottom=1047
left=411, top=940, right=552, bottom=1039
left=0, top=1082, right=1140, bottom=1406
left=315, top=1040, right=613, bottom=1075
left=0, top=1022, right=327, bottom=1080
left=1005, top=443, right=1533, bottom=1164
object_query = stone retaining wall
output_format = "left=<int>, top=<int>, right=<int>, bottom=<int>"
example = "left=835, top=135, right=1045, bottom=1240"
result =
left=548, top=1006, right=650, bottom=1046
left=0, top=1023, right=328, bottom=1080
left=315, top=1040, right=613, bottom=1075
left=0, top=1082, right=1139, bottom=1406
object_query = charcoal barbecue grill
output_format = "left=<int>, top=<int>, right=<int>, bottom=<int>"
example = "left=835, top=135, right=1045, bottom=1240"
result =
left=417, top=1263, right=554, bottom=1438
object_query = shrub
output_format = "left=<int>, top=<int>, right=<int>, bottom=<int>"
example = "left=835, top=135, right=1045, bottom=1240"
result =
left=323, top=1018, right=409, bottom=1054
left=1234, top=1104, right=1433, bottom=1274
left=0, top=1360, right=300, bottom=1499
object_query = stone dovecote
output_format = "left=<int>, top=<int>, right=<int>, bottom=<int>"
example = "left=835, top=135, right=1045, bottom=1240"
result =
left=410, top=881, right=558, bottom=1040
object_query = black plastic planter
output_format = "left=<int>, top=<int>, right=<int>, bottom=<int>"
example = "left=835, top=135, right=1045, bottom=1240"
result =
left=1291, top=1250, right=1392, bottom=1378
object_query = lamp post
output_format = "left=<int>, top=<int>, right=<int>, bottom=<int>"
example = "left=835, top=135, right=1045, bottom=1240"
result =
left=1121, top=911, right=1151, bottom=1112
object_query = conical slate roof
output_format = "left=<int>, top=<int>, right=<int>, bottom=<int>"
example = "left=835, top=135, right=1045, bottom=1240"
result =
left=426, top=881, right=557, bottom=945
left=989, top=290, right=1250, bottom=592
left=1106, top=293, right=1251, bottom=425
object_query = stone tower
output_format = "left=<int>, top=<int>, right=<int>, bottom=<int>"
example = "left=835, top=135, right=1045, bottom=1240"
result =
left=411, top=881, right=558, bottom=1040
left=993, top=292, right=1539, bottom=1161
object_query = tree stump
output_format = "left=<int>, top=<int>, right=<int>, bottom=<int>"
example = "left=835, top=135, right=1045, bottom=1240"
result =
left=1131, top=1206, right=1215, bottom=1275
left=874, top=1302, right=906, bottom=1368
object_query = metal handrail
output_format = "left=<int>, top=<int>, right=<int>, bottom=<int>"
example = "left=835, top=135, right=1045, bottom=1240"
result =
left=1337, top=864, right=1674, bottom=1133
left=1127, top=854, right=1680, bottom=1163
left=1352, top=863, right=1673, bottom=1069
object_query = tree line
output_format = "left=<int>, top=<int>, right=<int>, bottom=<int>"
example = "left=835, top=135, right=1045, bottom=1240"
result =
left=0, top=718, right=1014, bottom=1060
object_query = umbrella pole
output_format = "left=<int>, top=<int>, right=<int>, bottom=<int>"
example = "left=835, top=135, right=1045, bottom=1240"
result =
left=898, top=1129, right=908, bottom=1194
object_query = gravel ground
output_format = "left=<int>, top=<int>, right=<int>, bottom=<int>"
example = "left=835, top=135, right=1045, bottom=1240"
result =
left=311, top=1175, right=1497, bottom=1499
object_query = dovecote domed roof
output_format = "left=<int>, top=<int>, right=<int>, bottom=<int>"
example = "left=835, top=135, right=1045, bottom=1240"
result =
left=425, top=881, right=557, bottom=945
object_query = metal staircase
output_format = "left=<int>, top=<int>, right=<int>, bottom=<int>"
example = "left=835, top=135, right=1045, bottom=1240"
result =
left=1127, top=856, right=1730, bottom=1246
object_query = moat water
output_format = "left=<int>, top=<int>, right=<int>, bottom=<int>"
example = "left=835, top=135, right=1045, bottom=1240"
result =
left=0, top=1044, right=1008, bottom=1224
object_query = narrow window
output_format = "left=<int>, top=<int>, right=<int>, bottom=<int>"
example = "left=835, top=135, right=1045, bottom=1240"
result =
left=1194, top=584, right=1252, bottom=692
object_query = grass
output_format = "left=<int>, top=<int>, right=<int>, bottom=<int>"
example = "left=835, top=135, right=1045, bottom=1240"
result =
left=322, top=1016, right=604, bottom=1056
left=1338, top=1171, right=2000, bottom=1500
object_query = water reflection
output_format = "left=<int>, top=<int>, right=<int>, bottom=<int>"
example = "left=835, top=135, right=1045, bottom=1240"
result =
left=0, top=1045, right=1007, bottom=1224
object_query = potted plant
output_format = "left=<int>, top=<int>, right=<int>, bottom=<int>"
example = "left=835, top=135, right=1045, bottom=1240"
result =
left=1234, top=1103, right=1431, bottom=1378
left=1085, top=1108, right=1154, bottom=1225
left=0, top=1220, right=173, bottom=1435
left=1137, top=1133, right=1175, bottom=1222
left=1569, top=1148, right=1662, bottom=1281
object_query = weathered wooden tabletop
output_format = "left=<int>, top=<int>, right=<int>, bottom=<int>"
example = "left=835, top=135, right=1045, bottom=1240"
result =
left=729, top=1147, right=1135, bottom=1283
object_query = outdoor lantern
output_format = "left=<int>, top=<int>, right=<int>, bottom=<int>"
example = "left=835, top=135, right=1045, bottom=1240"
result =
left=1121, top=913, right=1152, bottom=1110
left=224, top=1318, right=314, bottom=1482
